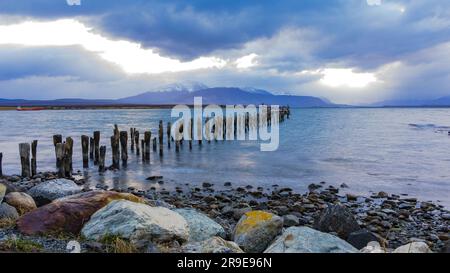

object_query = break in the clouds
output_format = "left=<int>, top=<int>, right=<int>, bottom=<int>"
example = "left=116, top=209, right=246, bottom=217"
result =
left=0, top=0, right=449, bottom=104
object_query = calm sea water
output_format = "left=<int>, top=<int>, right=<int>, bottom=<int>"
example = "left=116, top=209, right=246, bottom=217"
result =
left=0, top=108, right=449, bottom=207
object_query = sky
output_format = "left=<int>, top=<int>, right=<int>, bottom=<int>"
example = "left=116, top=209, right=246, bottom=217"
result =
left=0, top=0, right=449, bottom=104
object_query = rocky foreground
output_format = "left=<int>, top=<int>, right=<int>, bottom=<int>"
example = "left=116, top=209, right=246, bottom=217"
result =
left=0, top=172, right=449, bottom=253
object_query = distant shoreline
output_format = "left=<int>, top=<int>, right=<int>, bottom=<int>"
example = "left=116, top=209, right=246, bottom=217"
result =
left=2, top=105, right=450, bottom=111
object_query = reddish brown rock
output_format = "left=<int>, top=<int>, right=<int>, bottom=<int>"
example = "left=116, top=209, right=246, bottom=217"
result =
left=17, top=190, right=146, bottom=236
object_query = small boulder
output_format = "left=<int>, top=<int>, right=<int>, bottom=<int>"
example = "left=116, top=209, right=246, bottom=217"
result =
left=27, top=179, right=82, bottom=206
left=4, top=192, right=37, bottom=215
left=360, top=241, right=388, bottom=253
left=347, top=229, right=381, bottom=250
left=82, top=200, right=189, bottom=244
left=17, top=190, right=144, bottom=235
left=0, top=183, right=6, bottom=203
left=393, top=242, right=432, bottom=253
left=282, top=214, right=300, bottom=227
left=313, top=204, right=360, bottom=239
left=233, top=210, right=283, bottom=253
left=264, top=227, right=358, bottom=253
left=174, top=208, right=226, bottom=242
left=0, top=203, right=19, bottom=220
left=182, top=237, right=244, bottom=253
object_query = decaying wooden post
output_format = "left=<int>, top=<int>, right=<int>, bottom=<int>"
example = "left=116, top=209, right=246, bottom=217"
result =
left=110, top=135, right=120, bottom=170
left=89, top=137, right=94, bottom=160
left=93, top=131, right=100, bottom=165
left=141, top=140, right=145, bottom=161
left=175, top=140, right=180, bottom=152
left=19, top=143, right=31, bottom=178
left=53, top=134, right=62, bottom=168
left=152, top=137, right=157, bottom=152
left=135, top=130, right=140, bottom=155
left=197, top=117, right=202, bottom=146
left=130, top=128, right=135, bottom=152
left=63, top=141, right=72, bottom=177
left=158, top=120, right=164, bottom=156
left=0, top=152, right=3, bottom=177
left=81, top=135, right=89, bottom=168
left=99, top=146, right=106, bottom=172
left=189, top=118, right=193, bottom=150
left=120, top=131, right=128, bottom=166
left=31, top=140, right=38, bottom=176
left=167, top=122, right=172, bottom=149
left=55, top=143, right=65, bottom=177
left=65, top=137, right=74, bottom=173
left=144, top=131, right=151, bottom=162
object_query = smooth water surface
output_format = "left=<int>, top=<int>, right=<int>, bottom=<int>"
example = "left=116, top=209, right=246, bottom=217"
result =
left=0, top=108, right=449, bottom=207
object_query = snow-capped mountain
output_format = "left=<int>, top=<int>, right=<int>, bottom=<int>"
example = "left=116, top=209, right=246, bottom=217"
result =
left=154, top=82, right=208, bottom=93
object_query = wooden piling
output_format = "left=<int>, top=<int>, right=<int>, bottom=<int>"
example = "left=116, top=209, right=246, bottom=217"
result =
left=65, top=137, right=74, bottom=173
left=158, top=121, right=163, bottom=156
left=98, top=146, right=106, bottom=172
left=93, top=131, right=100, bottom=165
left=110, top=135, right=120, bottom=170
left=89, top=137, right=94, bottom=160
left=55, top=143, right=65, bottom=177
left=81, top=135, right=89, bottom=168
left=144, top=131, right=151, bottom=162
left=31, top=140, right=38, bottom=176
left=167, top=122, right=172, bottom=149
left=53, top=134, right=62, bottom=168
left=19, top=143, right=31, bottom=178
left=135, top=130, right=140, bottom=155
left=141, top=140, right=145, bottom=161
left=0, top=152, right=2, bottom=177
left=130, top=128, right=135, bottom=152
left=152, top=137, right=157, bottom=152
left=189, top=118, right=193, bottom=150
left=120, top=131, right=128, bottom=166
left=63, top=141, right=72, bottom=177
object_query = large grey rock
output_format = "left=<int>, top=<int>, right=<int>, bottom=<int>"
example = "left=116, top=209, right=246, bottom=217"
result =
left=81, top=200, right=189, bottom=244
left=233, top=210, right=283, bottom=253
left=0, top=203, right=19, bottom=220
left=264, top=227, right=358, bottom=253
left=182, top=237, right=244, bottom=253
left=313, top=204, right=360, bottom=239
left=175, top=208, right=226, bottom=242
left=28, top=179, right=82, bottom=206
left=393, top=242, right=432, bottom=253
left=0, top=183, right=6, bottom=203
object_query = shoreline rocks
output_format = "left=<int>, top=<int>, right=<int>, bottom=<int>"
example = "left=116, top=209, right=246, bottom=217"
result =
left=82, top=200, right=189, bottom=244
left=174, top=208, right=226, bottom=242
left=264, top=227, right=358, bottom=253
left=4, top=192, right=37, bottom=215
left=233, top=211, right=283, bottom=253
left=17, top=190, right=144, bottom=235
left=27, top=179, right=82, bottom=206
left=313, top=204, right=361, bottom=239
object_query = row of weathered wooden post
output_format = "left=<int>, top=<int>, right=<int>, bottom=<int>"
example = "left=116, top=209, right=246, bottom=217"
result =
left=1, top=106, right=291, bottom=178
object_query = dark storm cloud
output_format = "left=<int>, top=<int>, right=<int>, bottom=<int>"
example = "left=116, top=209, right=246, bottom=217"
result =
left=0, top=0, right=450, bottom=103
left=0, top=45, right=124, bottom=81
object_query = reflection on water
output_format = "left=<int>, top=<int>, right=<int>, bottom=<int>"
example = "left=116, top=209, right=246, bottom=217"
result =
left=0, top=108, right=450, bottom=207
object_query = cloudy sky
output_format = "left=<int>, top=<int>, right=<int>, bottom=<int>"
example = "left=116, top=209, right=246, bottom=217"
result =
left=0, top=0, right=449, bottom=104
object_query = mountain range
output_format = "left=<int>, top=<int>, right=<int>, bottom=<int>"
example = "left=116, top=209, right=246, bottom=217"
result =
left=1, top=83, right=449, bottom=107
left=0, top=84, right=335, bottom=108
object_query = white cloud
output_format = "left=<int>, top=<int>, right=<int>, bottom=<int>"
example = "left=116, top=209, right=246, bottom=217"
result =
left=367, top=0, right=382, bottom=6
left=235, top=53, right=258, bottom=69
left=0, top=19, right=227, bottom=74
left=299, top=68, right=377, bottom=88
